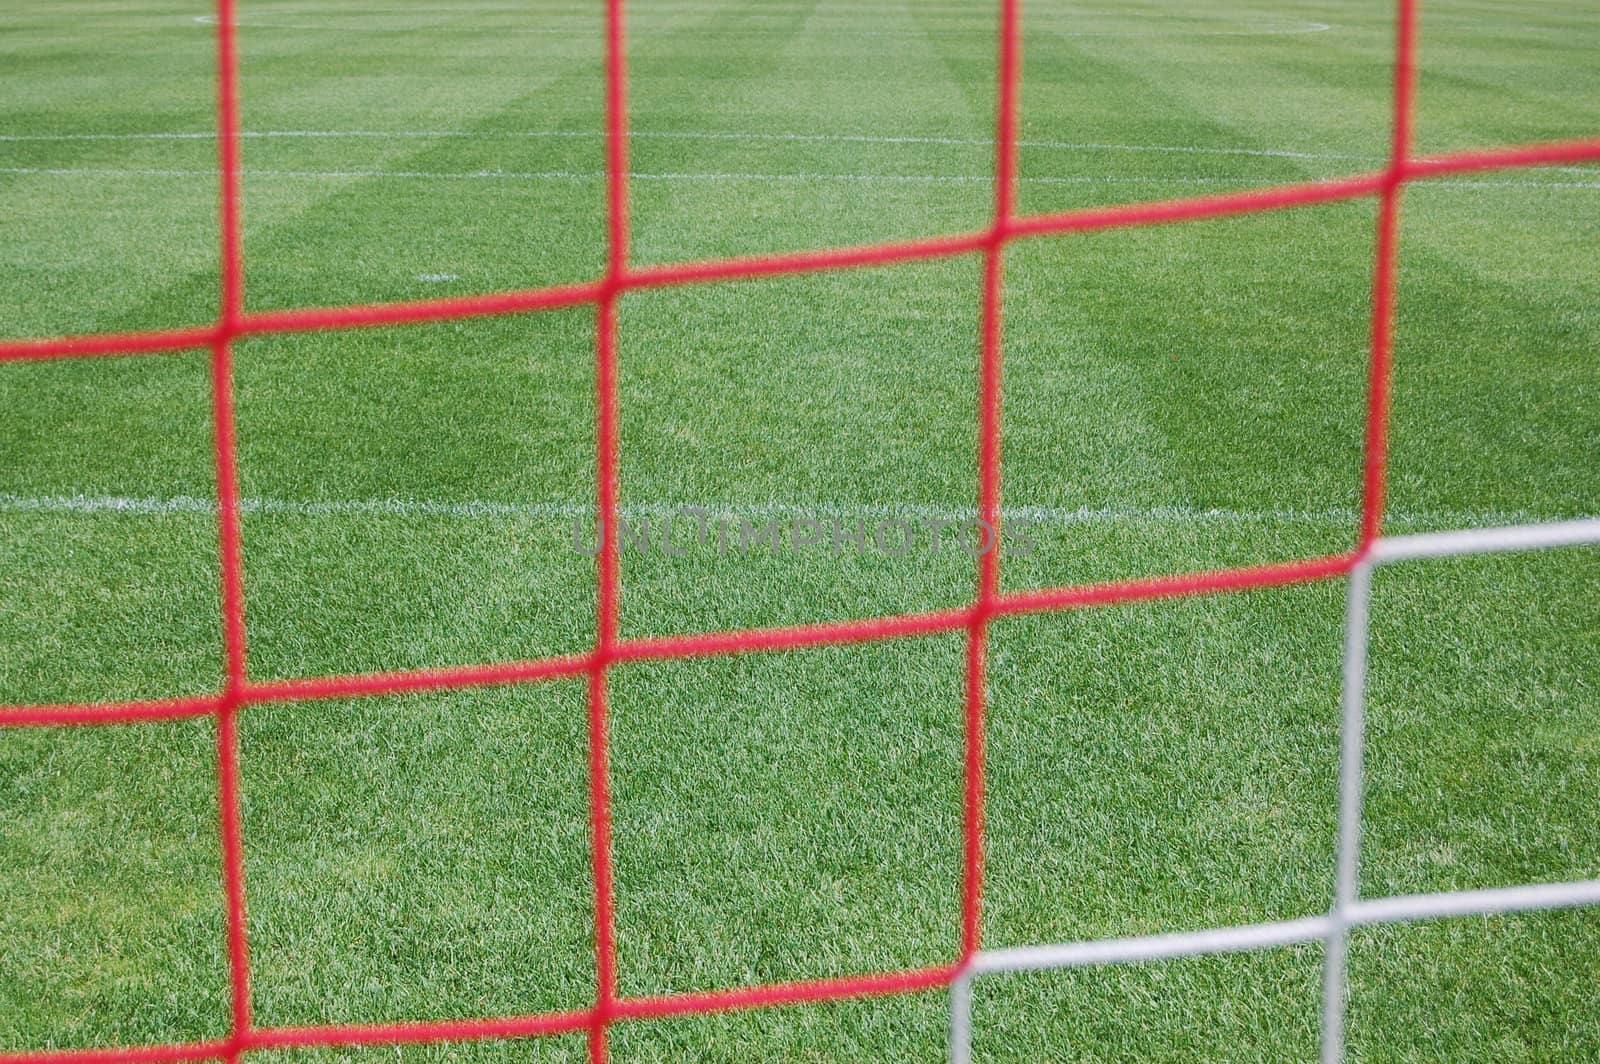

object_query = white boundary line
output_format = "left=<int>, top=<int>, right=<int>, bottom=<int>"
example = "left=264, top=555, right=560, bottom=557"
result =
left=4, top=128, right=1591, bottom=179
left=0, top=129, right=1388, bottom=161
left=186, top=12, right=1334, bottom=38
left=0, top=166, right=1219, bottom=184
left=2, top=166, right=1595, bottom=191
left=3, top=127, right=1593, bottom=167
left=0, top=493, right=1560, bottom=530
left=0, top=129, right=1367, bottom=156
left=949, top=514, right=1600, bottom=1063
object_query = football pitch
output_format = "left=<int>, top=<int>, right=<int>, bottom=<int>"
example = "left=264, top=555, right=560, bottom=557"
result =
left=2, top=0, right=1598, bottom=1060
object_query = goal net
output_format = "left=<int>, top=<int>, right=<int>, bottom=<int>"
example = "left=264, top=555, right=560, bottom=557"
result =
left=2, top=1, right=1597, bottom=1062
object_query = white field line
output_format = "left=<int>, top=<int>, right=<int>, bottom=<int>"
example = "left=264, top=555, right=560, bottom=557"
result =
left=184, top=7, right=1329, bottom=21
left=6, top=2, right=1336, bottom=15
left=4, top=128, right=1592, bottom=177
left=186, top=12, right=1334, bottom=37
left=2, top=166, right=1595, bottom=191
left=0, top=492, right=1554, bottom=530
left=0, top=166, right=1202, bottom=183
left=0, top=129, right=1382, bottom=158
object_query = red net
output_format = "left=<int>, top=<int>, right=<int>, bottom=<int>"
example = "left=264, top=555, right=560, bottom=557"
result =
left=2, top=1, right=1598, bottom=1061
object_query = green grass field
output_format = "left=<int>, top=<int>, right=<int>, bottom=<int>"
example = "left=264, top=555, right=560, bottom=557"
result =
left=2, top=0, right=1598, bottom=1060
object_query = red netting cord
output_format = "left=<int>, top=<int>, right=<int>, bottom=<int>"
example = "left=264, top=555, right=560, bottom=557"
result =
left=1359, top=0, right=1418, bottom=551
left=961, top=0, right=1022, bottom=966
left=4, top=0, right=1600, bottom=1059
left=10, top=141, right=1600, bottom=366
left=209, top=0, right=255, bottom=1057
left=586, top=0, right=630, bottom=1056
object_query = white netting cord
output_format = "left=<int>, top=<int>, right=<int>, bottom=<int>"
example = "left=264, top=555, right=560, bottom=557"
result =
left=949, top=517, right=1600, bottom=1063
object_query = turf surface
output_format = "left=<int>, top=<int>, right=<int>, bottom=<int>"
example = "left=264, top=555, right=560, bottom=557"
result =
left=2, top=0, right=1598, bottom=1060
